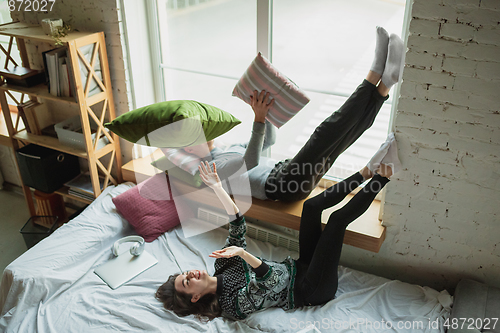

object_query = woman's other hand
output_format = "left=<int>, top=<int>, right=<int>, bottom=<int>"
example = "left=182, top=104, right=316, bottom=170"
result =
left=199, top=161, right=222, bottom=189
left=209, top=246, right=244, bottom=259
left=250, top=90, right=275, bottom=123
left=211, top=246, right=263, bottom=269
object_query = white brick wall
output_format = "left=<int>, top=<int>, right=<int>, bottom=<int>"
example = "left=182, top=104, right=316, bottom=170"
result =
left=342, top=0, right=500, bottom=291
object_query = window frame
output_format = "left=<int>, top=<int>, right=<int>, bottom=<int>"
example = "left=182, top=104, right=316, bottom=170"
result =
left=145, top=0, right=411, bottom=183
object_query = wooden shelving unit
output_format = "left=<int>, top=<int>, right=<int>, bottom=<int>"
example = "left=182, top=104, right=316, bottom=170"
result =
left=0, top=22, right=122, bottom=216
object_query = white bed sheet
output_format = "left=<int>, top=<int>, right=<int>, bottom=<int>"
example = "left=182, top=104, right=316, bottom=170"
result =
left=0, top=183, right=452, bottom=332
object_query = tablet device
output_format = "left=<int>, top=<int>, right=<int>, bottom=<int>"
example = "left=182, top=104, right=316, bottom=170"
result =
left=94, top=250, right=158, bottom=289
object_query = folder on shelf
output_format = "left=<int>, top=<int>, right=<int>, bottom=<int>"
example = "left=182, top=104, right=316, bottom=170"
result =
left=64, top=172, right=106, bottom=197
left=0, top=66, right=45, bottom=87
left=67, top=189, right=94, bottom=201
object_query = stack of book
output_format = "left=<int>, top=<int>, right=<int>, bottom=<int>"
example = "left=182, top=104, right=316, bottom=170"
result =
left=64, top=172, right=105, bottom=201
left=43, top=47, right=75, bottom=98
left=17, top=100, right=42, bottom=134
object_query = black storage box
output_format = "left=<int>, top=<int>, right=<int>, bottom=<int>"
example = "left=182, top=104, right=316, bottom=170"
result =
left=16, top=144, right=80, bottom=193
left=20, top=216, right=59, bottom=249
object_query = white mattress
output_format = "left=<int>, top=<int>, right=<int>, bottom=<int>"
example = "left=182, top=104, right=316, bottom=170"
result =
left=0, top=183, right=452, bottom=332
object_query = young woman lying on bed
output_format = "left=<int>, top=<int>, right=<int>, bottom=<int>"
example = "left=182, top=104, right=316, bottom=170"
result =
left=179, top=26, right=404, bottom=202
left=156, top=143, right=399, bottom=320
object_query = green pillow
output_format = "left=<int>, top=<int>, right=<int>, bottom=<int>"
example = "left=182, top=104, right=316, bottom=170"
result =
left=105, top=100, right=241, bottom=148
left=151, top=155, right=203, bottom=188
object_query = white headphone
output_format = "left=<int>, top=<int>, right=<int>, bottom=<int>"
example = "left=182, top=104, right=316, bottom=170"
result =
left=112, top=236, right=145, bottom=257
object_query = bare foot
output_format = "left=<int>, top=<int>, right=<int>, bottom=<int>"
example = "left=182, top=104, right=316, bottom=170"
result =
left=360, top=166, right=374, bottom=180
left=376, top=163, right=393, bottom=179
left=366, top=70, right=382, bottom=86
left=376, top=80, right=390, bottom=97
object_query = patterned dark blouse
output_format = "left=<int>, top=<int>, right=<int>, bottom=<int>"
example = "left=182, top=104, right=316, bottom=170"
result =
left=214, top=215, right=297, bottom=320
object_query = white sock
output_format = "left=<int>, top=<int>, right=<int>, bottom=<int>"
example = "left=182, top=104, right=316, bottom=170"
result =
left=370, top=26, right=390, bottom=76
left=381, top=134, right=402, bottom=175
left=381, top=34, right=405, bottom=89
left=367, top=133, right=394, bottom=173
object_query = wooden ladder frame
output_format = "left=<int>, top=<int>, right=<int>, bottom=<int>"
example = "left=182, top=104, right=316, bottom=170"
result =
left=67, top=32, right=123, bottom=196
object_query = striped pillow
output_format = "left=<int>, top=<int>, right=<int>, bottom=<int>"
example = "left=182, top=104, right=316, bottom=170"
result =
left=232, top=52, right=310, bottom=128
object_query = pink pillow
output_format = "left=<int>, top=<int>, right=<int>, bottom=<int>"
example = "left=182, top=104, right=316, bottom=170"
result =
left=232, top=52, right=310, bottom=128
left=113, top=175, right=181, bottom=242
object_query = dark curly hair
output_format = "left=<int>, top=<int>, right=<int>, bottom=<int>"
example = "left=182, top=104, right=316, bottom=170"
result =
left=156, top=273, right=222, bottom=321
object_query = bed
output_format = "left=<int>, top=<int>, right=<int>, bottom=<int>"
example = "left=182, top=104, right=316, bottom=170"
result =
left=1, top=183, right=452, bottom=332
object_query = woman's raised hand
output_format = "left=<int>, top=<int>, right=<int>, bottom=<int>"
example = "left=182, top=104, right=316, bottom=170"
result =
left=250, top=90, right=275, bottom=123
left=209, top=246, right=244, bottom=259
left=199, top=161, right=222, bottom=189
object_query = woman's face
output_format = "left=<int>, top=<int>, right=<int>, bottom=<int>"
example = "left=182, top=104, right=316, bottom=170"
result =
left=174, top=269, right=210, bottom=302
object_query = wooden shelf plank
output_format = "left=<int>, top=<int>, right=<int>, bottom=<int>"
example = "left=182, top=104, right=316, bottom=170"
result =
left=122, top=150, right=387, bottom=253
left=0, top=83, right=77, bottom=104
left=13, top=130, right=116, bottom=160
left=13, top=130, right=88, bottom=158
left=0, top=22, right=92, bottom=44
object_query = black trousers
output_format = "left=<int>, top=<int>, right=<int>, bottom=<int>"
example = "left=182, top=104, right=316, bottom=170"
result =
left=265, top=80, right=389, bottom=202
left=294, top=172, right=390, bottom=307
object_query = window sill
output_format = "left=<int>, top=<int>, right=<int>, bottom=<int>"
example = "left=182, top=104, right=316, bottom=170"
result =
left=122, top=150, right=386, bottom=253
left=246, top=188, right=385, bottom=253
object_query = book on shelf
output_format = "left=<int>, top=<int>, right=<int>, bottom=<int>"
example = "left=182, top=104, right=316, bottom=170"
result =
left=42, top=47, right=73, bottom=98
left=60, top=63, right=70, bottom=97
left=0, top=66, right=45, bottom=87
left=64, top=172, right=106, bottom=197
left=16, top=103, right=30, bottom=133
left=68, top=189, right=94, bottom=201
left=17, top=100, right=42, bottom=135
left=0, top=66, right=38, bottom=79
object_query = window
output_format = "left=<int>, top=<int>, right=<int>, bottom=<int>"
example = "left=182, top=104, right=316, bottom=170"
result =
left=151, top=0, right=407, bottom=179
